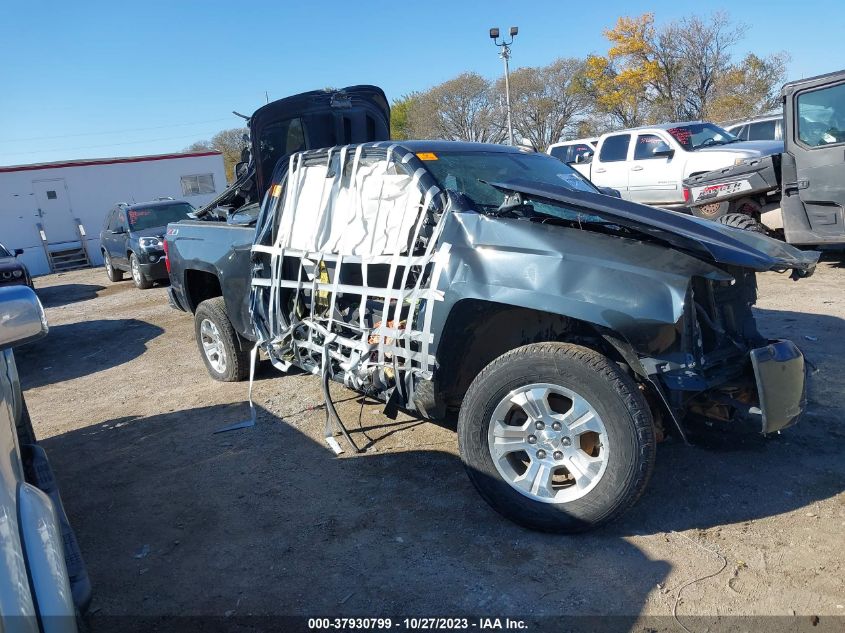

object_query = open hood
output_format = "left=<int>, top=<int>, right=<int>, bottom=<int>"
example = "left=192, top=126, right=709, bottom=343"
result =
left=196, top=86, right=389, bottom=218
left=487, top=178, right=819, bottom=275
left=697, top=139, right=783, bottom=157
left=249, top=85, right=390, bottom=196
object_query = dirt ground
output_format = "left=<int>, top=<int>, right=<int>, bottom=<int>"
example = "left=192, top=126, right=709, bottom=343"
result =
left=14, top=258, right=845, bottom=631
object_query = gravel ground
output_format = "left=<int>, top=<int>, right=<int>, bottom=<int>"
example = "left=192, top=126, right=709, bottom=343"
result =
left=14, top=258, right=845, bottom=631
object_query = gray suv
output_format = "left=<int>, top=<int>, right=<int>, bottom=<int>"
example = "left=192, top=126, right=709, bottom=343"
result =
left=724, top=113, right=783, bottom=141
left=0, top=286, right=91, bottom=629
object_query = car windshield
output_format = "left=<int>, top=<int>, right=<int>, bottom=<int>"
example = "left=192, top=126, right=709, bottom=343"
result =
left=422, top=150, right=599, bottom=208
left=127, top=203, right=193, bottom=231
left=666, top=123, right=738, bottom=150
left=421, top=150, right=609, bottom=224
left=0, top=243, right=10, bottom=257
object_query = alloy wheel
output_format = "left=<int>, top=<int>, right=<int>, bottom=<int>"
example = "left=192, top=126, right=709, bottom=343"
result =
left=487, top=383, right=609, bottom=503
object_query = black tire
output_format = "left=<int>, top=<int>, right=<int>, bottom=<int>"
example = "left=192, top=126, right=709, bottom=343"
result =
left=729, top=196, right=763, bottom=217
left=717, top=213, right=765, bottom=233
left=103, top=250, right=123, bottom=282
left=194, top=297, right=250, bottom=382
left=129, top=253, right=154, bottom=289
left=457, top=342, right=656, bottom=533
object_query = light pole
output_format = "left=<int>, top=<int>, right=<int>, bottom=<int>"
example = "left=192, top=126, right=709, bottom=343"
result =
left=489, top=26, right=518, bottom=145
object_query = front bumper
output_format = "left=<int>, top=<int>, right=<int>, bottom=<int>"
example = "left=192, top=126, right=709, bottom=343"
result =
left=751, top=339, right=807, bottom=433
left=0, top=277, right=31, bottom=289
left=138, top=252, right=168, bottom=280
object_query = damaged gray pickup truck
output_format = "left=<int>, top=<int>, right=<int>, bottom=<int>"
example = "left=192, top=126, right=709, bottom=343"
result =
left=168, top=88, right=818, bottom=532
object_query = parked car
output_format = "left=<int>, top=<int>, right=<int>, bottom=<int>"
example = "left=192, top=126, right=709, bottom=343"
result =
left=166, top=85, right=818, bottom=532
left=568, top=122, right=782, bottom=210
left=723, top=113, right=783, bottom=141
left=0, top=285, right=91, bottom=630
left=100, top=199, right=194, bottom=289
left=0, top=241, right=33, bottom=288
left=547, top=138, right=598, bottom=165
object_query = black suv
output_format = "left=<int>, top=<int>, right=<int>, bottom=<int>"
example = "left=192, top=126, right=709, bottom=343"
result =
left=0, top=242, right=32, bottom=289
left=100, top=199, right=193, bottom=289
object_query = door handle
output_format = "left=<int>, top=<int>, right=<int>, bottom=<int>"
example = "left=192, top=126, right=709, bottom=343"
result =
left=595, top=168, right=606, bottom=173
left=630, top=165, right=643, bottom=171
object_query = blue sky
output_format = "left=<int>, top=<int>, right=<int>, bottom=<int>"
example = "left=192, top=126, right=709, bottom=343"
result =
left=1, top=0, right=841, bottom=166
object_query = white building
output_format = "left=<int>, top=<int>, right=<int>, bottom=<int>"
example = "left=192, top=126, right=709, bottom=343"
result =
left=0, top=151, right=226, bottom=276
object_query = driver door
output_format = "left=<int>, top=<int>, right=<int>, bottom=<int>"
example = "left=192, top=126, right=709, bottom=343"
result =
left=785, top=75, right=845, bottom=240
left=112, top=210, right=130, bottom=267
left=627, top=132, right=683, bottom=205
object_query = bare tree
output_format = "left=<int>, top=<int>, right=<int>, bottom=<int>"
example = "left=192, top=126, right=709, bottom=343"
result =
left=405, top=73, right=506, bottom=143
left=673, top=13, right=746, bottom=119
left=496, top=58, right=590, bottom=151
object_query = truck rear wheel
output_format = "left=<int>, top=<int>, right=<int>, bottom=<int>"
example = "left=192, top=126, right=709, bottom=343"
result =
left=457, top=342, right=656, bottom=533
left=194, top=297, right=250, bottom=382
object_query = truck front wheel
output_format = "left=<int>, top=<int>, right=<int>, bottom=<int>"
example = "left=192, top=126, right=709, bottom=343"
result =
left=457, top=342, right=656, bottom=532
left=194, top=297, right=250, bottom=382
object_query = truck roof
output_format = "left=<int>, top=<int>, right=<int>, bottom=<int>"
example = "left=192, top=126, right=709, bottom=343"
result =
left=601, top=121, right=710, bottom=135
left=782, top=68, right=845, bottom=92
left=393, top=140, right=527, bottom=154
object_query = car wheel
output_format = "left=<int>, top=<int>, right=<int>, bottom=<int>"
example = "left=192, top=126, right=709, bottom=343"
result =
left=194, top=297, right=249, bottom=382
left=129, top=253, right=153, bottom=289
left=717, top=213, right=766, bottom=233
left=457, top=342, right=656, bottom=533
left=103, top=251, right=123, bottom=282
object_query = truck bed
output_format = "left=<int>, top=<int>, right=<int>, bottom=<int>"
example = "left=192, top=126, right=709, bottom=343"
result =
left=684, top=154, right=781, bottom=208
left=165, top=217, right=257, bottom=340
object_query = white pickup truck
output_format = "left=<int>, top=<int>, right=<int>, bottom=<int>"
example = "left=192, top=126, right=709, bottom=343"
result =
left=548, top=122, right=782, bottom=209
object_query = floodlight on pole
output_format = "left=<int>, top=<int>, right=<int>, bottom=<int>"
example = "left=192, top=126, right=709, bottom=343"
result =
left=489, top=25, right=518, bottom=146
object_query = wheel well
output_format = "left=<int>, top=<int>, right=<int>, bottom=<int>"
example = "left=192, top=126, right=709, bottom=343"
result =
left=184, top=269, right=222, bottom=312
left=434, top=300, right=625, bottom=410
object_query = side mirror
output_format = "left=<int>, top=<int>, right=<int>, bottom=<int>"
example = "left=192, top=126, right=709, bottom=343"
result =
left=0, top=286, right=48, bottom=350
left=598, top=186, right=622, bottom=198
left=653, top=148, right=675, bottom=159
left=13, top=248, right=24, bottom=257
left=111, top=226, right=126, bottom=235
left=235, top=161, right=248, bottom=179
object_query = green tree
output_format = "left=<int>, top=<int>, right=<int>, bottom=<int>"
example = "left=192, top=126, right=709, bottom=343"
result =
left=186, top=127, right=248, bottom=182
left=390, top=94, right=420, bottom=140
left=709, top=52, right=789, bottom=122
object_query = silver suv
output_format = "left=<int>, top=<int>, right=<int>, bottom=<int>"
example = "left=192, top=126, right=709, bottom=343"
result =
left=0, top=286, right=91, bottom=630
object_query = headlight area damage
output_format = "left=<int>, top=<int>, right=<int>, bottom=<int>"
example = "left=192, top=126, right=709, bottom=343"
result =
left=246, top=141, right=817, bottom=530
